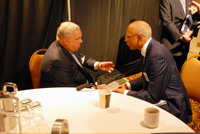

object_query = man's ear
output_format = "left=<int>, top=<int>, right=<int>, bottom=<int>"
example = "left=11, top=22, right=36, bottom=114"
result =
left=138, top=34, right=143, bottom=40
left=63, top=37, right=69, bottom=44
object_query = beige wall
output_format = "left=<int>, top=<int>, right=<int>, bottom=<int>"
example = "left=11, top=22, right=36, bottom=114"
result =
left=188, top=32, right=200, bottom=58
left=188, top=0, right=200, bottom=58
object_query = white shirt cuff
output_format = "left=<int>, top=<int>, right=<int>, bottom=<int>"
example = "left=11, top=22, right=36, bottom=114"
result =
left=123, top=82, right=131, bottom=95
left=123, top=90, right=129, bottom=95
left=94, top=61, right=100, bottom=70
left=126, top=82, right=131, bottom=90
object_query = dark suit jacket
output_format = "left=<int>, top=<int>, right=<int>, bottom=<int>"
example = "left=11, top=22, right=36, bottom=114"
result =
left=40, top=41, right=96, bottom=87
left=127, top=39, right=192, bottom=123
left=159, top=0, right=192, bottom=56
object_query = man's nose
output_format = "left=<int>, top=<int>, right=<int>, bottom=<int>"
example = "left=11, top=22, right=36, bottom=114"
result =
left=124, top=38, right=127, bottom=43
left=79, top=39, right=83, bottom=43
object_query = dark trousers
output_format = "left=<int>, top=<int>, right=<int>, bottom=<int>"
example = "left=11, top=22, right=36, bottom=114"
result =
left=174, top=52, right=188, bottom=72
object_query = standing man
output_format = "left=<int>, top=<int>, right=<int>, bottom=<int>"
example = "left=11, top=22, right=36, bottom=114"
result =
left=159, top=0, right=193, bottom=71
left=189, top=1, right=200, bottom=29
left=112, top=21, right=192, bottom=123
left=40, top=21, right=115, bottom=88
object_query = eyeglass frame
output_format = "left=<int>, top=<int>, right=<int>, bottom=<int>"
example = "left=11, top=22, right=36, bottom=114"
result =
left=125, top=34, right=138, bottom=40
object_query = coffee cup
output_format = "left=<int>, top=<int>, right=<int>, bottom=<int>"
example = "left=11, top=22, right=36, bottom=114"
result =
left=144, top=107, right=159, bottom=128
left=98, top=89, right=111, bottom=108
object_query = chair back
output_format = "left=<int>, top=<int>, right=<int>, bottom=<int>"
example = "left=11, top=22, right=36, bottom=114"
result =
left=180, top=55, right=200, bottom=102
left=29, top=49, right=47, bottom=88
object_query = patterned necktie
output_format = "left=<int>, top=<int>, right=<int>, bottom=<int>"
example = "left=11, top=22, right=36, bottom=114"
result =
left=71, top=53, right=83, bottom=68
left=71, top=53, right=94, bottom=83
left=180, top=0, right=186, bottom=14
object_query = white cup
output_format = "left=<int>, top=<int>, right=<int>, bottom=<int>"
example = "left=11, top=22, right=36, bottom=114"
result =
left=144, top=107, right=159, bottom=128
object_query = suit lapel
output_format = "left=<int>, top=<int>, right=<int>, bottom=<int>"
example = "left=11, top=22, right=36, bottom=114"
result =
left=57, top=42, right=94, bottom=83
left=143, top=40, right=152, bottom=73
left=70, top=53, right=87, bottom=74
left=175, top=0, right=186, bottom=18
left=60, top=44, right=87, bottom=74
left=142, top=40, right=153, bottom=90
left=61, top=46, right=79, bottom=67
left=65, top=50, right=93, bottom=82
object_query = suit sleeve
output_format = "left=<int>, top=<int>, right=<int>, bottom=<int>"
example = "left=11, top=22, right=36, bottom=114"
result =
left=76, top=52, right=97, bottom=70
left=128, top=54, right=171, bottom=104
left=83, top=56, right=97, bottom=70
left=129, top=76, right=143, bottom=91
left=159, top=0, right=182, bottom=41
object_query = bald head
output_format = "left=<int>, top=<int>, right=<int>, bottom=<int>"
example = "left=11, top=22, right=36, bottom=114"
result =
left=125, top=21, right=152, bottom=50
left=128, top=21, right=152, bottom=38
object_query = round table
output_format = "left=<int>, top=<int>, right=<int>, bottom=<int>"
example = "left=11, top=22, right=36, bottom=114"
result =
left=16, top=87, right=194, bottom=133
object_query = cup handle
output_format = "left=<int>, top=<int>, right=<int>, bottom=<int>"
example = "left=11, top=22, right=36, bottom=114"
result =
left=2, top=82, right=18, bottom=97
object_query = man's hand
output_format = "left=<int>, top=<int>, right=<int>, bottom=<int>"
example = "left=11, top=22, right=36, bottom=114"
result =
left=180, top=30, right=193, bottom=43
left=189, top=1, right=200, bottom=28
left=189, top=1, right=200, bottom=14
left=96, top=84, right=107, bottom=89
left=112, top=83, right=128, bottom=94
left=198, top=22, right=200, bottom=29
left=98, top=61, right=115, bottom=73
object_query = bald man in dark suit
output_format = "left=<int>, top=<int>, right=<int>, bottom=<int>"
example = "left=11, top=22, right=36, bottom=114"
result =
left=112, top=21, right=192, bottom=123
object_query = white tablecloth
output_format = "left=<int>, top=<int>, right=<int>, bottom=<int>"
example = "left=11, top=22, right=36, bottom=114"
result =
left=16, top=87, right=194, bottom=133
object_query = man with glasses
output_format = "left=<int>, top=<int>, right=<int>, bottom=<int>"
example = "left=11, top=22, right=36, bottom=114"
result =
left=40, top=21, right=115, bottom=88
left=112, top=21, right=192, bottom=124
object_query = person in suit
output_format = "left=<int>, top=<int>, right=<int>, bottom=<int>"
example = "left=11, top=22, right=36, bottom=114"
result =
left=40, top=21, right=115, bottom=88
left=159, top=0, right=194, bottom=71
left=189, top=0, right=200, bottom=27
left=112, top=21, right=192, bottom=123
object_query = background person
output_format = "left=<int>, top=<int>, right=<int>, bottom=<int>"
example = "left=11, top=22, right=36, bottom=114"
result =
left=159, top=0, right=194, bottom=71
left=189, top=0, right=200, bottom=29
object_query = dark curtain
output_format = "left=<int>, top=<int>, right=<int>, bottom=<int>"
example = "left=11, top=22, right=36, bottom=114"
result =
left=71, top=0, right=161, bottom=62
left=0, top=0, right=67, bottom=90
left=71, top=0, right=161, bottom=75
left=0, top=0, right=161, bottom=90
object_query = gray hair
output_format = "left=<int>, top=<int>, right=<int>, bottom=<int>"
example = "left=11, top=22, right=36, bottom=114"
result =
left=56, top=21, right=80, bottom=40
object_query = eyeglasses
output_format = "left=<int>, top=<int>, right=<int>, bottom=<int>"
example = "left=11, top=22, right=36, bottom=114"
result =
left=125, top=34, right=138, bottom=40
left=75, top=37, right=82, bottom=41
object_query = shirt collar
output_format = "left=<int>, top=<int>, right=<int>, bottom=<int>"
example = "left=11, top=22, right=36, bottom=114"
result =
left=141, top=38, right=152, bottom=57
